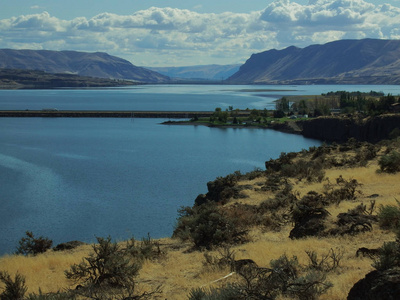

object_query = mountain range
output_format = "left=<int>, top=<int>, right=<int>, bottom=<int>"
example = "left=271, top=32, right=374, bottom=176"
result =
left=147, top=64, right=240, bottom=81
left=0, top=49, right=169, bottom=83
left=2, top=38, right=400, bottom=85
left=228, top=38, right=400, bottom=84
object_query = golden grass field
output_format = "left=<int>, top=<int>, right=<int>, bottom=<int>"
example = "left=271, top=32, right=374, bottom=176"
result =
left=1, top=144, right=399, bottom=299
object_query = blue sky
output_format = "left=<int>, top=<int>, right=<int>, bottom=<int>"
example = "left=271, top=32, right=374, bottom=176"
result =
left=1, top=0, right=400, bottom=66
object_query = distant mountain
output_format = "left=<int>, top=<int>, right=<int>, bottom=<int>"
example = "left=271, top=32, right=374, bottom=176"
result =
left=228, top=39, right=400, bottom=84
left=147, top=64, right=240, bottom=80
left=0, top=69, right=136, bottom=89
left=0, top=49, right=169, bottom=83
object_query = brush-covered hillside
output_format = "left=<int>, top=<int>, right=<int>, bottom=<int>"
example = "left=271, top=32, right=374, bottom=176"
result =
left=1, top=138, right=400, bottom=299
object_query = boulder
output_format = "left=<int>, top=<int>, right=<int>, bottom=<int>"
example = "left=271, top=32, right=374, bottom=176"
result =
left=347, top=267, right=400, bottom=300
left=53, top=240, right=86, bottom=251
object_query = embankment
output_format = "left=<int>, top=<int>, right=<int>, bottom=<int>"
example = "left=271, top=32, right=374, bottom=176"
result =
left=300, top=114, right=400, bottom=143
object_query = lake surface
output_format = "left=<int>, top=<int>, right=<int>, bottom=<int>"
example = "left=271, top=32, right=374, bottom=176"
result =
left=1, top=84, right=400, bottom=255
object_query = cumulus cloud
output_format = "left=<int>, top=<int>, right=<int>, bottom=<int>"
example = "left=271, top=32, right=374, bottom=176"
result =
left=0, top=0, right=400, bottom=66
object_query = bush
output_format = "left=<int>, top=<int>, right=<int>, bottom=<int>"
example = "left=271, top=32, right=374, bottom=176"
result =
left=0, top=271, right=27, bottom=300
left=372, top=241, right=400, bottom=271
left=195, top=174, right=240, bottom=205
left=124, top=234, right=161, bottom=262
left=305, top=248, right=343, bottom=272
left=280, top=159, right=325, bottom=182
left=173, top=203, right=247, bottom=249
left=15, top=231, right=52, bottom=256
left=324, top=177, right=361, bottom=205
left=379, top=150, right=400, bottom=173
left=188, top=285, right=241, bottom=300
left=378, top=201, right=400, bottom=230
left=65, top=236, right=154, bottom=299
left=189, top=253, right=332, bottom=300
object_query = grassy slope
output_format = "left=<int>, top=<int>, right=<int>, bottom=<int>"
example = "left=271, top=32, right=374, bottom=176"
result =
left=1, top=143, right=399, bottom=299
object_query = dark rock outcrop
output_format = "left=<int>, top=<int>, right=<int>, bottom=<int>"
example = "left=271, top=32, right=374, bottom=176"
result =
left=347, top=268, right=400, bottom=300
left=53, top=240, right=86, bottom=251
left=228, top=39, right=400, bottom=85
left=301, top=114, right=400, bottom=143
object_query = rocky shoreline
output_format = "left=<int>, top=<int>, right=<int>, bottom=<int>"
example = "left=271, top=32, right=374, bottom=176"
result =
left=164, top=114, right=400, bottom=143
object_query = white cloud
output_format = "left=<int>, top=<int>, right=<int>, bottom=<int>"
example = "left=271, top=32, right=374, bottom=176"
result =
left=0, top=0, right=400, bottom=66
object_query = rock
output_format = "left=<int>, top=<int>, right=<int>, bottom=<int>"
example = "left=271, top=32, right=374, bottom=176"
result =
left=347, top=267, right=400, bottom=300
left=53, top=240, right=86, bottom=251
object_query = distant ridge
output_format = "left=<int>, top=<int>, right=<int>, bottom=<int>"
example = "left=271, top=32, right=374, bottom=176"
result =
left=0, top=49, right=169, bottom=83
left=228, top=39, right=400, bottom=84
left=147, top=64, right=241, bottom=80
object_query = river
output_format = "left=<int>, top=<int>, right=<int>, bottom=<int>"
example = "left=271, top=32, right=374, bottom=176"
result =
left=0, top=84, right=399, bottom=255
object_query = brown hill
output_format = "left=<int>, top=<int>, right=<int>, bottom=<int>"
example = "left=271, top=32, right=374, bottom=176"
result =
left=0, top=49, right=169, bottom=83
left=228, top=39, right=400, bottom=84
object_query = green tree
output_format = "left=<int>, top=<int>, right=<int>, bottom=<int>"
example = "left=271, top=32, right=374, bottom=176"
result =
left=276, top=97, right=290, bottom=112
left=15, top=231, right=52, bottom=256
left=298, top=99, right=308, bottom=115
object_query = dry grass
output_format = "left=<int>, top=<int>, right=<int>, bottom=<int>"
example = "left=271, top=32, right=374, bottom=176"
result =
left=0, top=244, right=92, bottom=294
left=1, top=144, right=399, bottom=299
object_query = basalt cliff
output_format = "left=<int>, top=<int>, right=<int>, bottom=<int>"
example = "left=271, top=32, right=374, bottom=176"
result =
left=299, top=114, right=400, bottom=143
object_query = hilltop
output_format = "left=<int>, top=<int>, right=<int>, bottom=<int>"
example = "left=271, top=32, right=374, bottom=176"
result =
left=228, top=39, right=400, bottom=84
left=0, top=49, right=169, bottom=83
left=1, top=136, right=399, bottom=299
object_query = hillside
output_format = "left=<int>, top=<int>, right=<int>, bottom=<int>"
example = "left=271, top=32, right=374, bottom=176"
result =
left=147, top=64, right=240, bottom=80
left=228, top=39, right=400, bottom=84
left=1, top=138, right=399, bottom=299
left=0, top=49, right=169, bottom=83
left=0, top=69, right=136, bottom=89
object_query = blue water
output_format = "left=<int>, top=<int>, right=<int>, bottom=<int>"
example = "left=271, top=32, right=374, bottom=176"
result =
left=0, top=84, right=399, bottom=255
left=1, top=84, right=400, bottom=111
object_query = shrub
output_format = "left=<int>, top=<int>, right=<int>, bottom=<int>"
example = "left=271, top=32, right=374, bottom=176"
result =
left=324, top=177, right=361, bottom=205
left=64, top=236, right=155, bottom=299
left=260, top=183, right=297, bottom=212
left=0, top=271, right=27, bottom=300
left=280, top=159, right=325, bottom=182
left=378, top=201, right=400, bottom=230
left=173, top=203, right=247, bottom=249
left=189, top=253, right=332, bottom=300
left=378, top=150, right=400, bottom=173
left=15, top=231, right=52, bottom=256
left=124, top=234, right=161, bottom=262
left=202, top=247, right=236, bottom=272
left=389, top=128, right=400, bottom=140
left=305, top=248, right=343, bottom=272
left=188, top=285, right=241, bottom=300
left=195, top=174, right=240, bottom=205
left=290, top=192, right=330, bottom=239
left=372, top=241, right=400, bottom=271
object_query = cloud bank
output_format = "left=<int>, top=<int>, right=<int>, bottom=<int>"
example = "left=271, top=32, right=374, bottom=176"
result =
left=1, top=0, right=400, bottom=66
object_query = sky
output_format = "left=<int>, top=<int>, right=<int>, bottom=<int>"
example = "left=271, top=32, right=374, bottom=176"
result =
left=1, top=0, right=400, bottom=67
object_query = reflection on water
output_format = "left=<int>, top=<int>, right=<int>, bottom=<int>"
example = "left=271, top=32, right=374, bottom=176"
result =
left=0, top=117, right=321, bottom=254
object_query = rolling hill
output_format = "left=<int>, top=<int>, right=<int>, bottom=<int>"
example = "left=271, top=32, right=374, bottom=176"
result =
left=228, top=39, right=400, bottom=84
left=0, top=49, right=169, bottom=83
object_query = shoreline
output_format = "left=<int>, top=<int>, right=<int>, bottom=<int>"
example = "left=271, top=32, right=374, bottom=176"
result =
left=0, top=110, right=216, bottom=118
